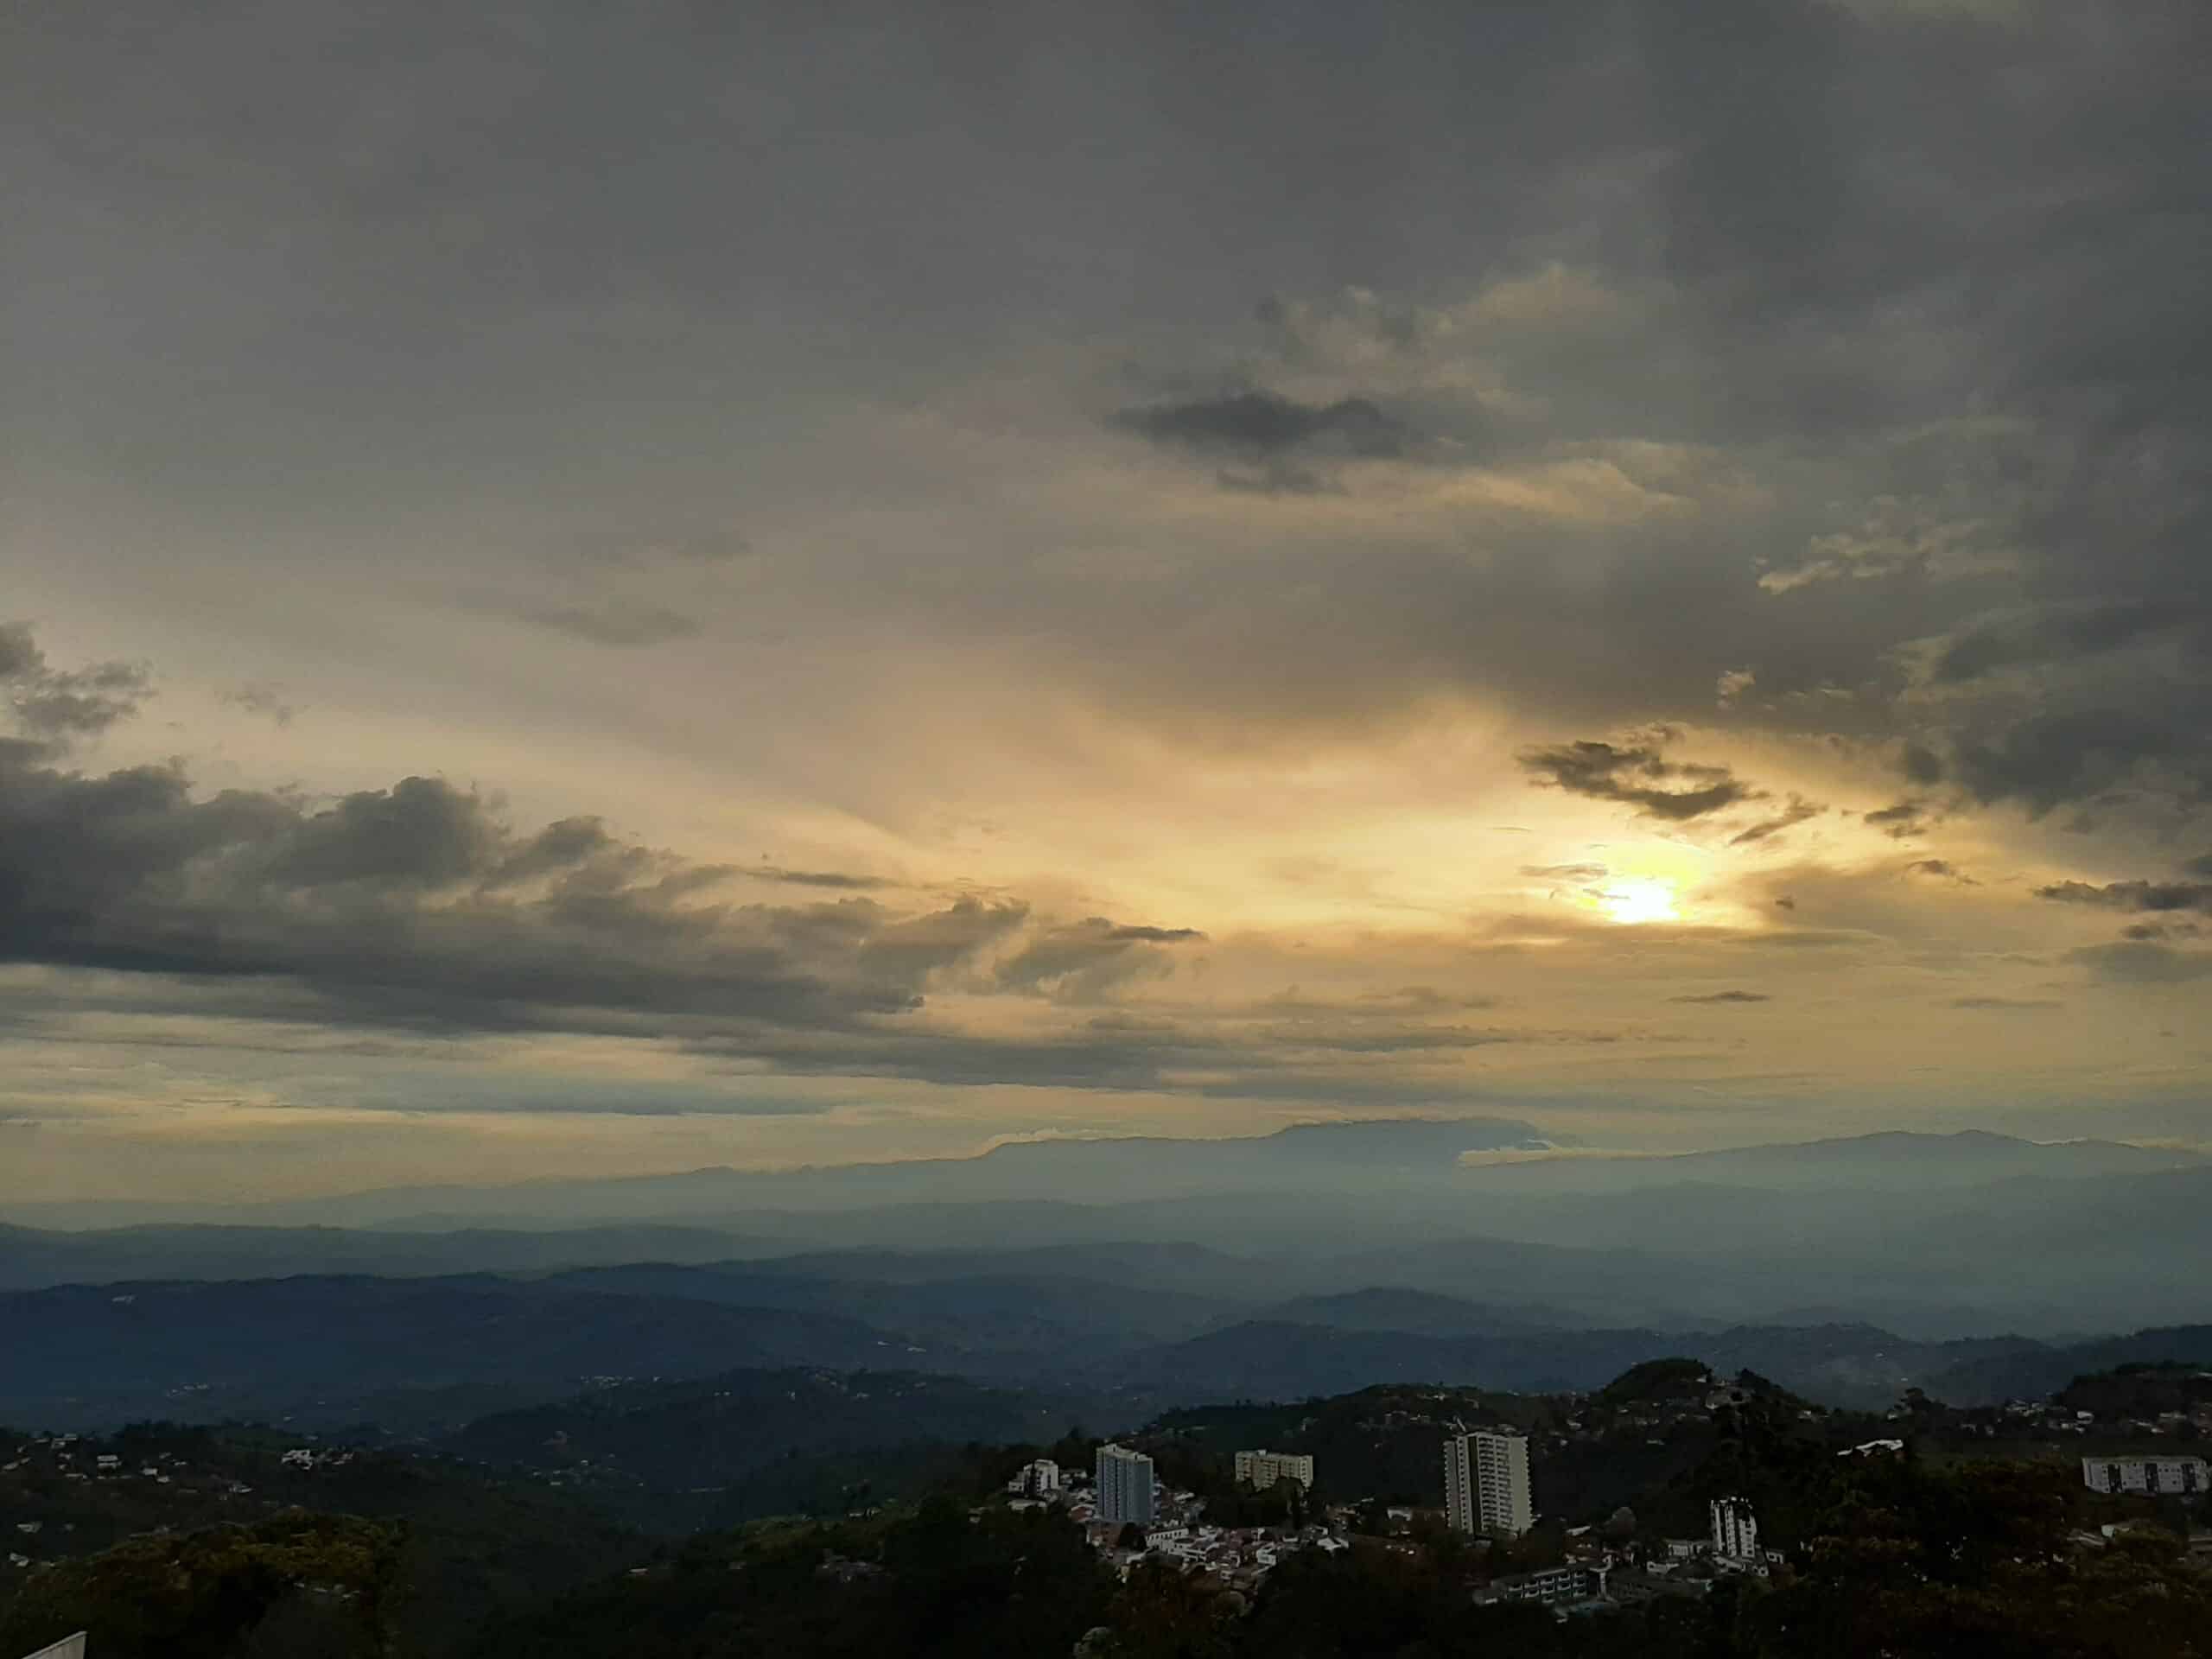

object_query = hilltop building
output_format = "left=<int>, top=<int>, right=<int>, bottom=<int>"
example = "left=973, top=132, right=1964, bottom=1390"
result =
left=1475, top=1564, right=1607, bottom=1607
left=1711, top=1496, right=1759, bottom=1561
left=1235, top=1449, right=1315, bottom=1491
left=1444, top=1427, right=1533, bottom=1538
left=1012, top=1458, right=1059, bottom=1497
left=2082, top=1456, right=2207, bottom=1496
left=1096, top=1443, right=1157, bottom=1526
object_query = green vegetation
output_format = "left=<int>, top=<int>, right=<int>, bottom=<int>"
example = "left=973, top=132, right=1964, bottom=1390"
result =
left=2058, top=1363, right=2212, bottom=1429
left=4, top=1360, right=2209, bottom=1656
left=0, top=1512, right=398, bottom=1659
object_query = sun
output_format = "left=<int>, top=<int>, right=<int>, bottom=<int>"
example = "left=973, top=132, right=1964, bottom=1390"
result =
left=1599, top=877, right=1681, bottom=925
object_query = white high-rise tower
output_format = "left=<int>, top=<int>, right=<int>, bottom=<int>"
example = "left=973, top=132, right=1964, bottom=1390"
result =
left=1443, top=1427, right=1533, bottom=1537
left=1711, top=1496, right=1758, bottom=1560
left=1096, top=1443, right=1157, bottom=1526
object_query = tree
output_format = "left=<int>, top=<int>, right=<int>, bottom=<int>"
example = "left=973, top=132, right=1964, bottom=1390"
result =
left=0, top=1512, right=399, bottom=1659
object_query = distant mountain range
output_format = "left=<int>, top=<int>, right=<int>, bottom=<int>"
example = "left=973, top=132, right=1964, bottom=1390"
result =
left=3, top=1122, right=2208, bottom=1429
left=0, top=1115, right=1558, bottom=1230
left=6, top=1248, right=2207, bottom=1433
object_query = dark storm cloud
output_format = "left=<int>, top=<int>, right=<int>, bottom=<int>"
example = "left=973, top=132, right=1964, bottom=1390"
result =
left=0, top=721, right=1081, bottom=1062
left=1946, top=710, right=2212, bottom=817
left=14, top=1, right=2210, bottom=838
left=1669, top=990, right=1771, bottom=1005
left=0, top=623, right=150, bottom=741
left=1929, top=601, right=2203, bottom=686
left=2034, top=879, right=2212, bottom=915
left=1517, top=739, right=1759, bottom=823
left=1113, top=390, right=1410, bottom=461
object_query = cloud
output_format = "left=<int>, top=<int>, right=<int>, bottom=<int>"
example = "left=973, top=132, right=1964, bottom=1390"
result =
left=1928, top=601, right=2202, bottom=687
left=747, top=866, right=891, bottom=891
left=0, top=706, right=1232, bottom=1090
left=2067, top=943, right=2212, bottom=984
left=1948, top=710, right=2207, bottom=819
left=1729, top=796, right=1823, bottom=846
left=2120, top=921, right=2203, bottom=942
left=993, top=916, right=1207, bottom=1001
left=1517, top=737, right=1760, bottom=822
left=218, top=683, right=296, bottom=727
left=1669, top=990, right=1772, bottom=1004
left=1522, top=862, right=1609, bottom=882
left=1946, top=995, right=2060, bottom=1010
left=2034, top=880, right=2212, bottom=915
left=0, top=622, right=150, bottom=742
left=1905, top=859, right=1974, bottom=883
left=1863, top=801, right=1930, bottom=839
left=1113, top=389, right=1411, bottom=462
left=519, top=598, right=703, bottom=647
left=1715, top=667, right=1757, bottom=706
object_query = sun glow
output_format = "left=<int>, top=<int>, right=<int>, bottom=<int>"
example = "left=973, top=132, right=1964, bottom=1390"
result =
left=1600, top=877, right=1681, bottom=925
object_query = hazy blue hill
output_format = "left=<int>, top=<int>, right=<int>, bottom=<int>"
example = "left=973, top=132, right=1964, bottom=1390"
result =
left=1455, top=1130, right=2203, bottom=1196
left=1, top=1115, right=1550, bottom=1230
left=729, top=1240, right=1300, bottom=1301
left=0, top=1275, right=938, bottom=1428
left=1246, top=1287, right=1591, bottom=1336
left=1109, top=1319, right=1686, bottom=1402
left=537, top=1262, right=1237, bottom=1361
left=1109, top=1317, right=2061, bottom=1409
left=0, top=1221, right=769, bottom=1291
left=1920, top=1323, right=2212, bottom=1405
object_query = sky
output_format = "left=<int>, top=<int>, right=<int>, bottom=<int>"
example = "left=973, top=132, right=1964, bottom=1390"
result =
left=4, top=0, right=2210, bottom=1201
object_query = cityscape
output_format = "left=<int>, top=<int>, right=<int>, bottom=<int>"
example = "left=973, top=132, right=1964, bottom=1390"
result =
left=8, top=0, right=2212, bottom=1651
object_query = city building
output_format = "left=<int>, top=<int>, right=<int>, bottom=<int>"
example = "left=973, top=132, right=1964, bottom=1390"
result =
left=1711, top=1496, right=1759, bottom=1561
left=1235, top=1449, right=1315, bottom=1491
left=1476, top=1564, right=1607, bottom=1606
left=2082, top=1456, right=2208, bottom=1496
left=1096, top=1443, right=1157, bottom=1526
left=1444, top=1427, right=1534, bottom=1538
left=1445, top=1434, right=1475, bottom=1535
left=1011, top=1458, right=1059, bottom=1497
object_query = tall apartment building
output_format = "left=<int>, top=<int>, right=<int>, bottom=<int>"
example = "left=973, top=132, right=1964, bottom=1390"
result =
left=2082, top=1455, right=2207, bottom=1496
left=1711, top=1496, right=1759, bottom=1560
left=1443, top=1427, right=1533, bottom=1537
left=1096, top=1443, right=1157, bottom=1526
left=1235, top=1448, right=1315, bottom=1491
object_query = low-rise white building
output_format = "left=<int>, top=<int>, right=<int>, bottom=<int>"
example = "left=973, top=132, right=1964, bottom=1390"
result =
left=2082, top=1456, right=2208, bottom=1496
left=1010, top=1459, right=1060, bottom=1497
left=1235, top=1449, right=1315, bottom=1491
left=1477, top=1564, right=1607, bottom=1606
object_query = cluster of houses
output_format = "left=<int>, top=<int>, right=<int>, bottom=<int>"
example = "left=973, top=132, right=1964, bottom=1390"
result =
left=1001, top=1446, right=1345, bottom=1589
